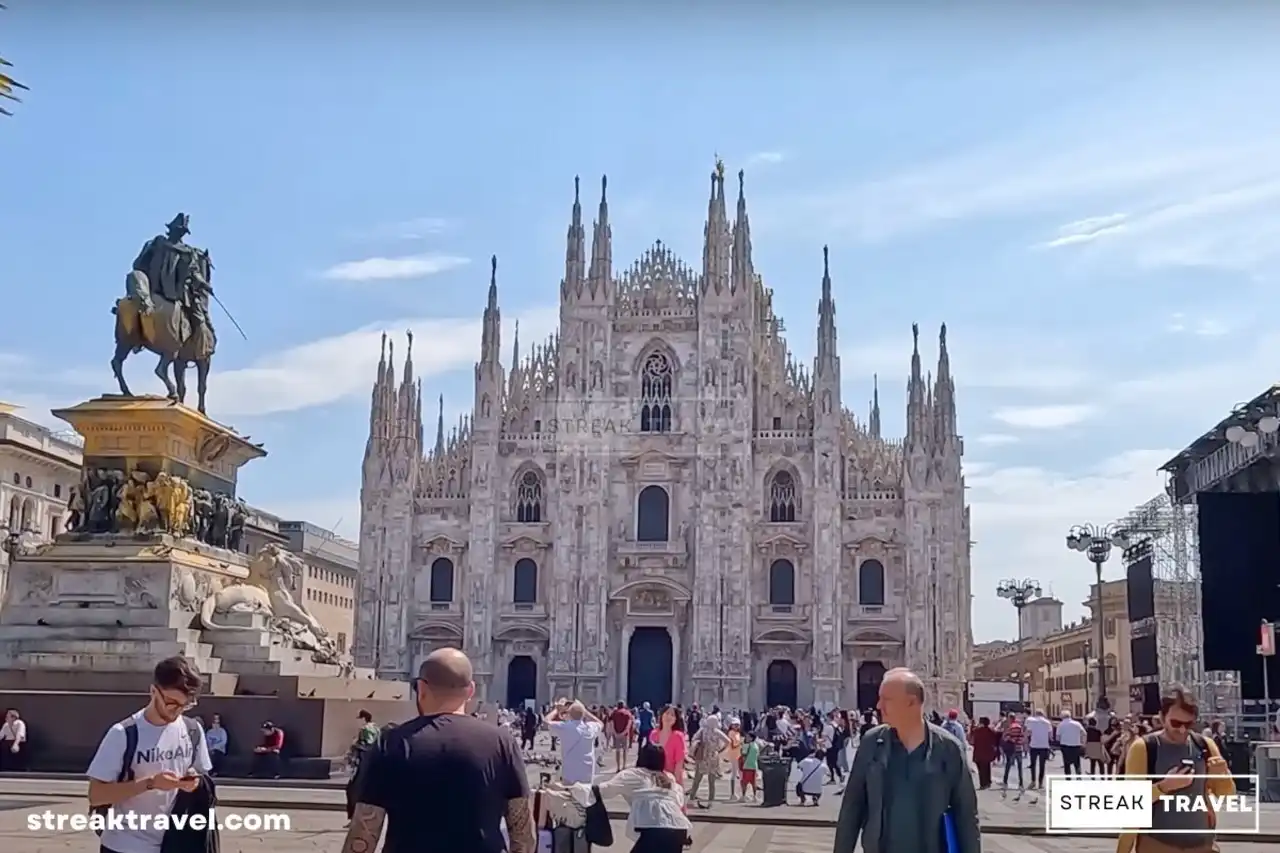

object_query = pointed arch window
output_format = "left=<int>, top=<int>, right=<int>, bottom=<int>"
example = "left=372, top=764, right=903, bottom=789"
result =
left=513, top=558, right=538, bottom=605
left=515, top=470, right=543, bottom=523
left=769, top=471, right=797, bottom=522
left=858, top=559, right=885, bottom=606
left=769, top=559, right=796, bottom=607
left=429, top=557, right=454, bottom=604
left=639, top=352, right=673, bottom=433
left=636, top=485, right=670, bottom=542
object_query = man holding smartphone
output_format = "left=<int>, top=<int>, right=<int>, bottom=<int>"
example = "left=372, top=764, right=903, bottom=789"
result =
left=1118, top=685, right=1234, bottom=853
left=86, top=656, right=212, bottom=853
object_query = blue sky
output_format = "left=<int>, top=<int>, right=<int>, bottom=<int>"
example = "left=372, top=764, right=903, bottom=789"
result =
left=3, top=4, right=1279, bottom=641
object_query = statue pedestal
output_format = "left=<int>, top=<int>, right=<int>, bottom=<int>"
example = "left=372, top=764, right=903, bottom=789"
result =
left=52, top=394, right=266, bottom=498
left=0, top=535, right=248, bottom=686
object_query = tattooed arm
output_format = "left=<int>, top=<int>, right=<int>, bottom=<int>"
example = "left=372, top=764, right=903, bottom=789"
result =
left=341, top=803, right=386, bottom=853
left=504, top=797, right=536, bottom=853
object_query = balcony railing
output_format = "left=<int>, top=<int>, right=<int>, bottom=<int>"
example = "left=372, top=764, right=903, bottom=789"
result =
left=755, top=603, right=811, bottom=621
left=845, top=604, right=898, bottom=622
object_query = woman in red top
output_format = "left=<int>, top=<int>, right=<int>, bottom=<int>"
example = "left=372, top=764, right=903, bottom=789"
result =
left=968, top=716, right=1000, bottom=790
left=648, top=704, right=688, bottom=787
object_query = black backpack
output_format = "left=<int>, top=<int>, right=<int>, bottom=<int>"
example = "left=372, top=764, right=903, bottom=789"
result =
left=1144, top=731, right=1209, bottom=776
left=92, top=717, right=203, bottom=835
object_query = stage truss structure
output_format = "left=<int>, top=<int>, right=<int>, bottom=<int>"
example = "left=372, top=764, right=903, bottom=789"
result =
left=1114, top=489, right=1209, bottom=698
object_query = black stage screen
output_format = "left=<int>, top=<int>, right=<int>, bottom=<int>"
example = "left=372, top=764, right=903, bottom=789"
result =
left=1126, top=546, right=1156, bottom=624
left=1131, top=632, right=1159, bottom=680
left=1199, top=491, right=1280, bottom=700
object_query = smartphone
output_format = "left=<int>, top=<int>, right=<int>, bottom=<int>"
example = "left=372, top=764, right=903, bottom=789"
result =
left=1179, top=759, right=1196, bottom=769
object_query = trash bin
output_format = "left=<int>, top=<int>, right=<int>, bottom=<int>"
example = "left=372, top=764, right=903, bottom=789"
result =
left=759, top=755, right=790, bottom=807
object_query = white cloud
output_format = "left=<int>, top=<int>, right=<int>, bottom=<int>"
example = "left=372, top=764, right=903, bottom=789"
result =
left=746, top=151, right=786, bottom=166
left=842, top=329, right=1088, bottom=393
left=1037, top=213, right=1129, bottom=248
left=1165, top=312, right=1232, bottom=338
left=974, top=433, right=1020, bottom=446
left=351, top=217, right=453, bottom=241
left=321, top=254, right=470, bottom=282
left=968, top=448, right=1172, bottom=639
left=206, top=306, right=558, bottom=418
left=992, top=404, right=1095, bottom=429
left=760, top=64, right=1280, bottom=276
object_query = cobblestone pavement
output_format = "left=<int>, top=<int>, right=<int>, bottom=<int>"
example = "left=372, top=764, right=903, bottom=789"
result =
left=0, top=803, right=1274, bottom=852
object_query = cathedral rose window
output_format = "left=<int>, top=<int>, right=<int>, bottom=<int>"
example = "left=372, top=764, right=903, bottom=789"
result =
left=639, top=352, right=673, bottom=433
left=515, top=470, right=543, bottom=523
left=769, top=471, right=797, bottom=522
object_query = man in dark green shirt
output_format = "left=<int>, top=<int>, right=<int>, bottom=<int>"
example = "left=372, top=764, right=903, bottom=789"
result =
left=833, top=668, right=981, bottom=853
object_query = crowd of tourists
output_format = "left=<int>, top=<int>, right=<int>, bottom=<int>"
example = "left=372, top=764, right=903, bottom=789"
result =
left=72, top=650, right=1241, bottom=853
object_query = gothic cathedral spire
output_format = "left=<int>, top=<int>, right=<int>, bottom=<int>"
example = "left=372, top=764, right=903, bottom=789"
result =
left=561, top=176, right=586, bottom=301
left=586, top=176, right=611, bottom=298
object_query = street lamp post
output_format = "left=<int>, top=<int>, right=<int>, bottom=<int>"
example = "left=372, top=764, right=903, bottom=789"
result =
left=998, top=578, right=1042, bottom=711
left=1066, top=523, right=1132, bottom=714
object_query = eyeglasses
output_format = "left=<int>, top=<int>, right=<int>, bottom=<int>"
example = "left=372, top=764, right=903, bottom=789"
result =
left=153, top=687, right=198, bottom=713
left=1163, top=717, right=1195, bottom=730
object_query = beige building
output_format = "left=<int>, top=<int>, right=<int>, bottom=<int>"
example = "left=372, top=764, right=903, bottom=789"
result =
left=973, top=579, right=1131, bottom=717
left=0, top=404, right=82, bottom=596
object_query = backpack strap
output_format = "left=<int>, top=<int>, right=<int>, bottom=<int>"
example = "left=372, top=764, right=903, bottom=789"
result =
left=182, top=717, right=203, bottom=773
left=1189, top=732, right=1210, bottom=761
left=1143, top=733, right=1160, bottom=777
left=118, top=721, right=139, bottom=782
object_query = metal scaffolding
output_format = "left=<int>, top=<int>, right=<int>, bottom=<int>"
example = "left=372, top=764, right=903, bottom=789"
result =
left=1115, top=491, right=1206, bottom=695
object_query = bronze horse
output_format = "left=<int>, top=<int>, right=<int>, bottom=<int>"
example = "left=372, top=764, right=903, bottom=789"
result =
left=110, top=251, right=217, bottom=414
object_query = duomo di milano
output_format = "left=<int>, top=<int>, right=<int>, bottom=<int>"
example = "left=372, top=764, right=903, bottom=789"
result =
left=355, top=167, right=973, bottom=712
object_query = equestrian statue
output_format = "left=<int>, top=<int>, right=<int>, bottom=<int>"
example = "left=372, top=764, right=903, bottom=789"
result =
left=112, top=213, right=220, bottom=414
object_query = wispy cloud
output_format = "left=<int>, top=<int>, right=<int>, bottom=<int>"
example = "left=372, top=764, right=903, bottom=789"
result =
left=206, top=306, right=558, bottom=418
left=746, top=151, right=786, bottom=166
left=351, top=217, right=453, bottom=241
left=1165, top=312, right=1232, bottom=338
left=763, top=63, right=1280, bottom=268
left=321, top=253, right=470, bottom=282
left=974, top=433, right=1020, bottom=447
left=991, top=404, right=1095, bottom=429
left=1037, top=213, right=1129, bottom=248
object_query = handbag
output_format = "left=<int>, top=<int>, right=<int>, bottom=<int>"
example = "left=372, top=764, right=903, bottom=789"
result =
left=582, top=785, right=613, bottom=847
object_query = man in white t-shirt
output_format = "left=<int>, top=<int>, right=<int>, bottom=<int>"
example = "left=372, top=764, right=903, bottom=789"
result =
left=1022, top=709, right=1053, bottom=790
left=1055, top=712, right=1086, bottom=778
left=544, top=700, right=603, bottom=785
left=87, top=656, right=213, bottom=853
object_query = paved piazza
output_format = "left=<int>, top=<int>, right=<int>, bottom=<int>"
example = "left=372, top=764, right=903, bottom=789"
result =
left=0, top=802, right=1270, bottom=852
left=0, top=798, right=1274, bottom=853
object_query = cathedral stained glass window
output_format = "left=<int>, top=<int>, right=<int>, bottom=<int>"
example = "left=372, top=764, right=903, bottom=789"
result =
left=639, top=352, right=673, bottom=433
left=516, top=470, right=543, bottom=523
left=769, top=471, right=797, bottom=522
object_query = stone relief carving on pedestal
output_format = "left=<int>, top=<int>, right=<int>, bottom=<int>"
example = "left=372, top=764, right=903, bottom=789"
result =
left=14, top=568, right=54, bottom=606
left=170, top=567, right=223, bottom=613
left=123, top=571, right=161, bottom=609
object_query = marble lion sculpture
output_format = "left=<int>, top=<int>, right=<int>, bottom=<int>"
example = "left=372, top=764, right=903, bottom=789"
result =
left=198, top=543, right=329, bottom=641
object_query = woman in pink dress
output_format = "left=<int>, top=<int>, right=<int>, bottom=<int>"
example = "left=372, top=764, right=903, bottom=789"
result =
left=648, top=704, right=688, bottom=787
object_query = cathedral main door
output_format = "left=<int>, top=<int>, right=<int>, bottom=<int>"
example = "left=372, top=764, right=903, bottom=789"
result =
left=627, top=627, right=673, bottom=708
left=506, top=656, right=537, bottom=709
left=856, top=661, right=886, bottom=712
left=765, top=659, right=798, bottom=709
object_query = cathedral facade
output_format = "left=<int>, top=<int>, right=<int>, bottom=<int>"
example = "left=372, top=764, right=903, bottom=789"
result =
left=355, top=169, right=973, bottom=712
